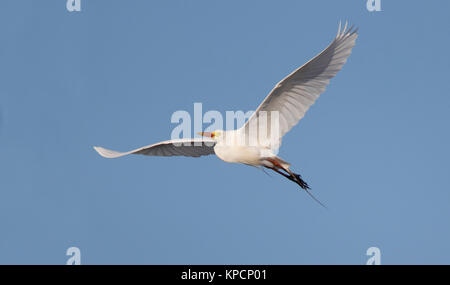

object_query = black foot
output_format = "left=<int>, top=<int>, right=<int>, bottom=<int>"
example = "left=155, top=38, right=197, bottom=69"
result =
left=292, top=173, right=310, bottom=190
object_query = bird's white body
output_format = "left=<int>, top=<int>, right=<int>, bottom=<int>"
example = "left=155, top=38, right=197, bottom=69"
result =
left=214, top=144, right=262, bottom=165
left=212, top=129, right=287, bottom=168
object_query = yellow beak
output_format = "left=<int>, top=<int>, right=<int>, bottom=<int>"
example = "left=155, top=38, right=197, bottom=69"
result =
left=197, top=132, right=214, bottom=138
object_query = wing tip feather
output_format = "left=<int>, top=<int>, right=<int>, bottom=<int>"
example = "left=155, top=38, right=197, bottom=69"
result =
left=337, top=20, right=359, bottom=39
left=93, top=146, right=125, bottom=158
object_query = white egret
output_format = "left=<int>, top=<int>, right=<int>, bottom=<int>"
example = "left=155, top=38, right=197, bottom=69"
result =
left=94, top=22, right=358, bottom=207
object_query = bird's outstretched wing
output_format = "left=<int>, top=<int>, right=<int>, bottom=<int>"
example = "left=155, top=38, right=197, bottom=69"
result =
left=94, top=138, right=216, bottom=158
left=241, top=22, right=358, bottom=148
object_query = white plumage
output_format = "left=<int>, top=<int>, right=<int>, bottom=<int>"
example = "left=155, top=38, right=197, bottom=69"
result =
left=242, top=21, right=358, bottom=148
left=94, top=22, right=358, bottom=207
left=94, top=138, right=216, bottom=158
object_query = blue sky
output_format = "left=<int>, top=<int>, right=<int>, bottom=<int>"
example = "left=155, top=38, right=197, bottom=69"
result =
left=1, top=1, right=449, bottom=264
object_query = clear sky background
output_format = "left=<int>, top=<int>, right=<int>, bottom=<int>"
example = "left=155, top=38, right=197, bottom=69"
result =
left=1, top=1, right=449, bottom=264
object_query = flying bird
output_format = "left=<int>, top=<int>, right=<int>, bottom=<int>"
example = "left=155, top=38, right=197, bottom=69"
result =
left=94, top=22, right=358, bottom=207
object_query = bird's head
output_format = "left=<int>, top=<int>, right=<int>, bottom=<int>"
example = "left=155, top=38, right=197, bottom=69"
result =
left=197, top=130, right=223, bottom=140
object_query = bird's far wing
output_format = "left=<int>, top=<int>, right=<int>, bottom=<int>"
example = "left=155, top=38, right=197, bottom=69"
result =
left=93, top=138, right=216, bottom=158
left=241, top=22, right=358, bottom=148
